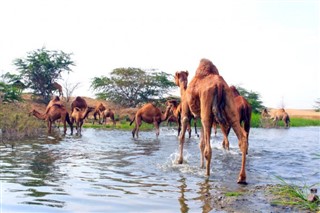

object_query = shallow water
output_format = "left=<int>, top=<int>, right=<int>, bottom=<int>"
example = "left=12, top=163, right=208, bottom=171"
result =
left=1, top=127, right=319, bottom=212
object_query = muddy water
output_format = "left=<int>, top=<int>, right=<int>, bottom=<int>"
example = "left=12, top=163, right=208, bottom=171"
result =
left=1, top=127, right=319, bottom=212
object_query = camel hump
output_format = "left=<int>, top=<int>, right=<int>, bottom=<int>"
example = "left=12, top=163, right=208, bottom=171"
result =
left=195, top=58, right=220, bottom=77
left=230, top=86, right=241, bottom=97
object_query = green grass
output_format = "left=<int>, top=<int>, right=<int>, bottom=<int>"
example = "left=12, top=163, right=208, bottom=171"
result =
left=225, top=191, right=244, bottom=197
left=269, top=176, right=320, bottom=212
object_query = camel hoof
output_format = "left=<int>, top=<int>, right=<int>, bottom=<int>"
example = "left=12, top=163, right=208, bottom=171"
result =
left=177, top=159, right=183, bottom=164
left=237, top=177, right=247, bottom=185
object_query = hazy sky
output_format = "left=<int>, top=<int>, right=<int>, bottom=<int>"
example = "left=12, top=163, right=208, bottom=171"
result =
left=0, top=0, right=319, bottom=109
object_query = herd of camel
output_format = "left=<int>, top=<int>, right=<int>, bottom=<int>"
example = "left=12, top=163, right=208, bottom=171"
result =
left=29, top=58, right=291, bottom=184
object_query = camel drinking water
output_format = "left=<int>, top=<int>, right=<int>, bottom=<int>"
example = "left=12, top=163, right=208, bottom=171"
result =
left=179, top=58, right=248, bottom=184
left=29, top=104, right=73, bottom=135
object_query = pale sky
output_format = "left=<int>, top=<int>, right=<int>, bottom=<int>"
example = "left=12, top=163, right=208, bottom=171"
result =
left=0, top=0, right=319, bottom=109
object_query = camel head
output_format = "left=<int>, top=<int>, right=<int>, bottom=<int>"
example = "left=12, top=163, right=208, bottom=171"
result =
left=175, top=71, right=188, bottom=90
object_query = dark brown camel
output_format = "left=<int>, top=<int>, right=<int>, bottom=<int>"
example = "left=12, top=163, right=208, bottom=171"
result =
left=71, top=96, right=88, bottom=112
left=222, top=86, right=252, bottom=150
left=93, top=102, right=106, bottom=124
left=29, top=104, right=73, bottom=135
left=179, top=58, right=248, bottom=183
left=53, top=82, right=63, bottom=97
left=102, top=108, right=116, bottom=125
left=174, top=71, right=198, bottom=138
left=130, top=102, right=173, bottom=138
left=71, top=106, right=95, bottom=135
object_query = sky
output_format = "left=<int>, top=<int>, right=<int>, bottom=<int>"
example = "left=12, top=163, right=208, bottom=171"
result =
left=0, top=0, right=319, bottom=109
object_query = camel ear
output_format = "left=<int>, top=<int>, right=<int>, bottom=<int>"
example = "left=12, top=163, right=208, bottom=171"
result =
left=175, top=71, right=180, bottom=77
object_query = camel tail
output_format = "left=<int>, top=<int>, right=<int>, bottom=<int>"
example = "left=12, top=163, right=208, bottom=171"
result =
left=212, top=85, right=227, bottom=125
left=130, top=116, right=136, bottom=126
left=240, top=105, right=252, bottom=134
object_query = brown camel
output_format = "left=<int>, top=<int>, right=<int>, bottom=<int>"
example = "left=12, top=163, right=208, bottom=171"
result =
left=270, top=108, right=290, bottom=128
left=167, top=99, right=192, bottom=138
left=222, top=86, right=252, bottom=150
left=45, top=96, right=63, bottom=128
left=179, top=58, right=248, bottom=183
left=71, top=96, right=88, bottom=112
left=53, top=82, right=63, bottom=97
left=93, top=102, right=107, bottom=124
left=102, top=108, right=116, bottom=125
left=29, top=104, right=73, bottom=135
left=71, top=106, right=95, bottom=135
left=261, top=108, right=270, bottom=118
left=174, top=71, right=198, bottom=138
left=130, top=102, right=173, bottom=138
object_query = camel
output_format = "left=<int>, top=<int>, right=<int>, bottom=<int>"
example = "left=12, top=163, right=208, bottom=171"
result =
left=70, top=97, right=92, bottom=135
left=270, top=108, right=290, bottom=128
left=174, top=71, right=198, bottom=138
left=130, top=102, right=173, bottom=138
left=71, top=106, right=95, bottom=135
left=221, top=86, right=252, bottom=150
left=167, top=99, right=193, bottom=138
left=45, top=96, right=63, bottom=128
left=93, top=102, right=106, bottom=124
left=71, top=96, right=88, bottom=112
left=101, top=108, right=116, bottom=125
left=29, top=104, right=73, bottom=135
left=179, top=58, right=248, bottom=184
left=53, top=82, right=63, bottom=97
left=261, top=108, right=270, bottom=118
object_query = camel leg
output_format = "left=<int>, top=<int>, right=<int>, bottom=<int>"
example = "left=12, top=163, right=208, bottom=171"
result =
left=187, top=122, right=191, bottom=138
left=220, top=124, right=230, bottom=150
left=178, top=116, right=188, bottom=164
left=47, top=120, right=52, bottom=133
left=199, top=127, right=205, bottom=168
left=63, top=119, right=67, bottom=135
left=201, top=107, right=213, bottom=176
left=154, top=121, right=160, bottom=137
left=224, top=95, right=248, bottom=184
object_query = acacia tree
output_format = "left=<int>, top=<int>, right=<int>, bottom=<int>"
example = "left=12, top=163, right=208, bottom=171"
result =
left=14, top=47, right=74, bottom=103
left=90, top=68, right=176, bottom=107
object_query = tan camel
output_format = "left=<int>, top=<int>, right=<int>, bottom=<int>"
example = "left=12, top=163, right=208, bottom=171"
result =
left=53, top=82, right=63, bottom=97
left=222, top=86, right=252, bottom=150
left=102, top=108, right=116, bottom=125
left=71, top=106, right=95, bottom=135
left=261, top=108, right=270, bottom=118
left=167, top=99, right=192, bottom=138
left=130, top=102, right=173, bottom=138
left=93, top=102, right=106, bottom=124
left=179, top=58, right=248, bottom=183
left=45, top=96, right=63, bottom=114
left=174, top=71, right=198, bottom=138
left=270, top=108, right=290, bottom=128
left=29, top=104, right=73, bottom=135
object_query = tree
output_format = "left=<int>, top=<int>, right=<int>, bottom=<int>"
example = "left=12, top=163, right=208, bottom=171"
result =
left=0, top=73, right=24, bottom=103
left=91, top=68, right=176, bottom=107
left=314, top=98, right=320, bottom=112
left=62, top=78, right=81, bottom=103
left=236, top=86, right=265, bottom=113
left=14, top=47, right=74, bottom=103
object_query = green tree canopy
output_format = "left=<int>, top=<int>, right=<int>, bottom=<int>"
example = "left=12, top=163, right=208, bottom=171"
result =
left=235, top=86, right=265, bottom=113
left=14, top=47, right=74, bottom=103
left=0, top=72, right=24, bottom=102
left=91, top=68, right=176, bottom=107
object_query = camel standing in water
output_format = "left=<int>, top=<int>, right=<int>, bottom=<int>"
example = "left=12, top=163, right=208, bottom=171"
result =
left=271, top=108, right=290, bottom=128
left=130, top=102, right=173, bottom=138
left=179, top=58, right=248, bottom=183
left=101, top=108, right=116, bottom=125
left=93, top=102, right=106, bottom=124
left=174, top=71, right=198, bottom=138
left=29, top=104, right=73, bottom=135
left=71, top=106, right=95, bottom=135
left=70, top=97, right=92, bottom=135
left=221, top=86, right=252, bottom=150
left=53, top=82, right=63, bottom=97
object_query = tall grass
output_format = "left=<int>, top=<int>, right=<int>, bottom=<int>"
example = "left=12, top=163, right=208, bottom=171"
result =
left=270, top=176, right=320, bottom=212
left=0, top=103, right=45, bottom=143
